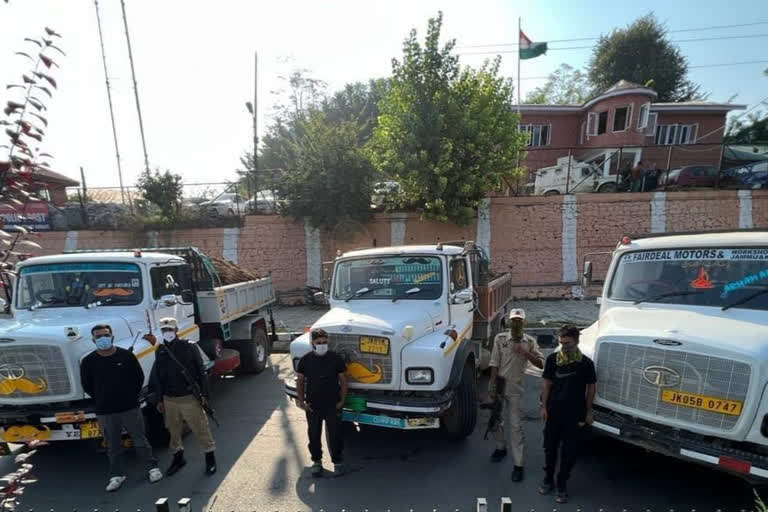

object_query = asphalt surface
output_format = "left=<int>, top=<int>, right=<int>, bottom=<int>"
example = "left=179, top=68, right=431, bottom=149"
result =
left=2, top=351, right=757, bottom=512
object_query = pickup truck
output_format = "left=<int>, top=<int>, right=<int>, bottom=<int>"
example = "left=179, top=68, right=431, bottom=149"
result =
left=580, top=230, right=768, bottom=482
left=285, top=241, right=512, bottom=439
left=0, top=247, right=275, bottom=453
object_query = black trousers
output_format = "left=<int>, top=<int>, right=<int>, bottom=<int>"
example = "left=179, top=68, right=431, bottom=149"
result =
left=543, top=412, right=583, bottom=489
left=306, top=406, right=343, bottom=464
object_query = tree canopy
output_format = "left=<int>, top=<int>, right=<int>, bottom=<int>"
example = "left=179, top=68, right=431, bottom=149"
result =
left=369, top=12, right=526, bottom=225
left=726, top=111, right=768, bottom=145
left=588, top=14, right=702, bottom=102
left=526, top=64, right=591, bottom=105
left=136, top=169, right=183, bottom=220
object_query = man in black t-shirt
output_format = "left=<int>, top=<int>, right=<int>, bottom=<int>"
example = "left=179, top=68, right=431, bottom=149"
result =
left=538, top=325, right=596, bottom=504
left=296, top=328, right=348, bottom=477
left=80, top=324, right=162, bottom=492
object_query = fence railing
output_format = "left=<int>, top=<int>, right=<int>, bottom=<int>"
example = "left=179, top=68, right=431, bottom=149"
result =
left=508, top=142, right=767, bottom=196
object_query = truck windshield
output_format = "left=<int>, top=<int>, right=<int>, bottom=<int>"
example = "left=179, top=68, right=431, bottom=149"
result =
left=16, top=262, right=144, bottom=309
left=333, top=256, right=442, bottom=300
left=608, top=247, right=768, bottom=311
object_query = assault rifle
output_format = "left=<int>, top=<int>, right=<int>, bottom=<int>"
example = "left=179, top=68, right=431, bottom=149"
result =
left=160, top=344, right=220, bottom=427
left=480, top=376, right=505, bottom=440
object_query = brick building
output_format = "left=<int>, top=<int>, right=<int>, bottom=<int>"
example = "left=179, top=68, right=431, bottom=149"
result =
left=518, top=80, right=745, bottom=180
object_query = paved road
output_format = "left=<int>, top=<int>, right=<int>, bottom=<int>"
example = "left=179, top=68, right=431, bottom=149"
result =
left=3, top=352, right=755, bottom=512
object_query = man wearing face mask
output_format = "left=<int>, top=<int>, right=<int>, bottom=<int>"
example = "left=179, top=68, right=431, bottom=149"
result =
left=488, top=308, right=544, bottom=482
left=296, top=328, right=348, bottom=477
left=539, top=325, right=596, bottom=505
left=149, top=317, right=216, bottom=476
left=80, top=324, right=162, bottom=492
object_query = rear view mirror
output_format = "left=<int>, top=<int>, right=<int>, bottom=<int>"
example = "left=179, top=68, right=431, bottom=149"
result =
left=452, top=289, right=473, bottom=304
left=160, top=294, right=178, bottom=307
left=582, top=261, right=593, bottom=288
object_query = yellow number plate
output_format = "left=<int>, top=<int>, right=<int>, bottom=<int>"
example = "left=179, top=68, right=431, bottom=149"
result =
left=80, top=421, right=102, bottom=439
left=661, top=390, right=743, bottom=416
left=360, top=336, right=389, bottom=355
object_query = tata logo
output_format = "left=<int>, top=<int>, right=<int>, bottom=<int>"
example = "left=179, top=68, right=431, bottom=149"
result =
left=643, top=366, right=681, bottom=388
left=653, top=339, right=682, bottom=347
left=0, top=364, right=25, bottom=380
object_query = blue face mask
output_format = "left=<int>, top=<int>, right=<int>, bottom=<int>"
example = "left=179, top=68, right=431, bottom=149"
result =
left=94, top=336, right=113, bottom=351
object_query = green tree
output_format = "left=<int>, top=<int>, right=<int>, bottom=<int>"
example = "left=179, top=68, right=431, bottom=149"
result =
left=588, top=14, right=702, bottom=102
left=526, top=64, right=591, bottom=105
left=369, top=12, right=526, bottom=225
left=726, top=111, right=768, bottom=144
left=136, top=168, right=183, bottom=219
left=277, top=111, right=375, bottom=229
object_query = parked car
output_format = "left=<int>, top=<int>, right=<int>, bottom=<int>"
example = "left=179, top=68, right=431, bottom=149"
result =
left=656, top=165, right=717, bottom=189
left=245, top=190, right=280, bottom=213
left=200, top=193, right=247, bottom=216
left=721, top=161, right=768, bottom=189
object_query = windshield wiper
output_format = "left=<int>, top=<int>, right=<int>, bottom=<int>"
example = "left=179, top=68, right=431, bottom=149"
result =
left=633, top=290, right=704, bottom=305
left=29, top=297, right=64, bottom=310
left=392, top=287, right=421, bottom=303
left=722, top=285, right=768, bottom=311
left=345, top=287, right=374, bottom=302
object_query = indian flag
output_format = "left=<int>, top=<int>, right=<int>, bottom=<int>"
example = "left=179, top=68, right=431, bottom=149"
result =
left=519, top=30, right=547, bottom=60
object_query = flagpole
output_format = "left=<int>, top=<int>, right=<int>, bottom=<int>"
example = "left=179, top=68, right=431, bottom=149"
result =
left=517, top=16, right=521, bottom=117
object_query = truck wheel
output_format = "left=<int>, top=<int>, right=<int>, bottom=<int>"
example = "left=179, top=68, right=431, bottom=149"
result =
left=441, top=362, right=478, bottom=440
left=143, top=405, right=169, bottom=448
left=598, top=182, right=618, bottom=193
left=235, top=326, right=270, bottom=374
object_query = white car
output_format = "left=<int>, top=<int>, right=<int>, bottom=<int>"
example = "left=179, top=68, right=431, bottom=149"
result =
left=201, top=193, right=247, bottom=216
left=245, top=190, right=279, bottom=214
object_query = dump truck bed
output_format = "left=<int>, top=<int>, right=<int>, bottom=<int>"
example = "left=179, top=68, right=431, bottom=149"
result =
left=197, top=277, right=276, bottom=324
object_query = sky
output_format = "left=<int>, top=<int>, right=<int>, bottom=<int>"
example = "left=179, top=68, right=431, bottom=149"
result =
left=0, top=0, right=766, bottom=192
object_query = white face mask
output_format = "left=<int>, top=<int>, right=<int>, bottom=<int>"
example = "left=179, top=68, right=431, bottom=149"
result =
left=314, top=344, right=329, bottom=356
left=162, top=331, right=176, bottom=343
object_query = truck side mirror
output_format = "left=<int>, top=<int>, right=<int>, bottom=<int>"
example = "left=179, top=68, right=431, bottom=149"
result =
left=452, top=289, right=473, bottom=305
left=582, top=261, right=593, bottom=288
left=160, top=294, right=178, bottom=307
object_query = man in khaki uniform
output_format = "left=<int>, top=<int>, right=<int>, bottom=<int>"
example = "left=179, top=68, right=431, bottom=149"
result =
left=488, top=308, right=544, bottom=482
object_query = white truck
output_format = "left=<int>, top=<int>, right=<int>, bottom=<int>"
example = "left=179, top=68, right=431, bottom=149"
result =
left=580, top=230, right=768, bottom=481
left=531, top=156, right=618, bottom=196
left=285, top=242, right=513, bottom=439
left=0, top=247, right=275, bottom=453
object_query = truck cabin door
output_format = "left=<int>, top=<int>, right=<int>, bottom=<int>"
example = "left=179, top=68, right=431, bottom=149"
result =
left=448, top=256, right=474, bottom=342
left=150, top=264, right=197, bottom=342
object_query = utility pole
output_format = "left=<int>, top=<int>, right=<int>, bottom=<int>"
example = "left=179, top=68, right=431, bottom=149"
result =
left=253, top=51, right=258, bottom=198
left=120, top=0, right=151, bottom=176
left=94, top=0, right=129, bottom=209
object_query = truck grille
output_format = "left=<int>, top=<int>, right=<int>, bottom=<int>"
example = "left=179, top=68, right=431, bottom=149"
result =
left=0, top=345, right=71, bottom=398
left=329, top=334, right=393, bottom=385
left=596, top=342, right=750, bottom=431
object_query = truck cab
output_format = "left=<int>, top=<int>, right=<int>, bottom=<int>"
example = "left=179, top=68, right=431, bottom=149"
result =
left=286, top=242, right=512, bottom=439
left=580, top=231, right=768, bottom=481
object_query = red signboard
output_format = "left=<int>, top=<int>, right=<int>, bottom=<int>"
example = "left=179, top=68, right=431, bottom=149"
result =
left=0, top=201, right=51, bottom=231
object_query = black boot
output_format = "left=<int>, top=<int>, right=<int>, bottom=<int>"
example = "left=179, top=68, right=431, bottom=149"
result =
left=205, top=451, right=217, bottom=475
left=166, top=450, right=186, bottom=476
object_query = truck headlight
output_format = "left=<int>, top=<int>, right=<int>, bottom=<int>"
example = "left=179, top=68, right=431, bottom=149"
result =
left=406, top=367, right=434, bottom=385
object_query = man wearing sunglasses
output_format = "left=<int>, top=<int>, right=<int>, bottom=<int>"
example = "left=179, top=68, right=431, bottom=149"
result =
left=296, top=328, right=348, bottom=477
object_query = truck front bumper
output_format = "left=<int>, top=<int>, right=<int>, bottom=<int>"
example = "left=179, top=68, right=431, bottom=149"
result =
left=592, top=405, right=768, bottom=481
left=285, top=379, right=452, bottom=430
left=0, top=403, right=102, bottom=446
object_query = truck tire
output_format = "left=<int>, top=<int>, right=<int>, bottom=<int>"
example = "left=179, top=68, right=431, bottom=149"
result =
left=143, top=405, right=169, bottom=448
left=234, top=326, right=270, bottom=374
left=441, top=361, right=478, bottom=440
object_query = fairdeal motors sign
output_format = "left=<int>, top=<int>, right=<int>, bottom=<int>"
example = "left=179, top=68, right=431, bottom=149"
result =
left=0, top=201, right=51, bottom=231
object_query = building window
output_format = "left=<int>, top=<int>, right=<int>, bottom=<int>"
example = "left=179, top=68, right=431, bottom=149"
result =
left=613, top=105, right=632, bottom=132
left=655, top=123, right=699, bottom=145
left=637, top=103, right=650, bottom=130
left=518, top=124, right=551, bottom=147
left=587, top=111, right=609, bottom=136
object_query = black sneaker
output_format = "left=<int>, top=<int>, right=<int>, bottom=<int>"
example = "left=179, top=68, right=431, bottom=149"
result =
left=490, top=449, right=507, bottom=462
left=205, top=451, right=217, bottom=476
left=538, top=479, right=554, bottom=495
left=166, top=450, right=186, bottom=476
left=510, top=466, right=524, bottom=482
